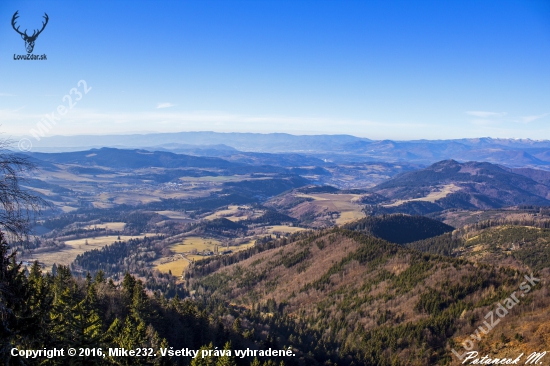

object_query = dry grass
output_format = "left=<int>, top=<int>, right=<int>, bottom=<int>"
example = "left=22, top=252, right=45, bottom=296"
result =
left=266, top=225, right=306, bottom=234
left=384, top=183, right=461, bottom=207
left=335, top=210, right=365, bottom=225
left=290, top=193, right=365, bottom=225
left=204, top=205, right=258, bottom=222
left=170, top=236, right=222, bottom=253
left=170, top=236, right=255, bottom=254
left=60, top=206, right=78, bottom=212
left=204, top=205, right=242, bottom=220
left=156, top=236, right=256, bottom=277
left=155, top=210, right=189, bottom=220
left=83, top=222, right=126, bottom=230
left=156, top=258, right=190, bottom=276
left=179, top=175, right=255, bottom=182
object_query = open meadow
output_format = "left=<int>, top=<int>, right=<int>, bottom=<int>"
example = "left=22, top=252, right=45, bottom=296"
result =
left=155, top=236, right=256, bottom=276
left=292, top=193, right=366, bottom=225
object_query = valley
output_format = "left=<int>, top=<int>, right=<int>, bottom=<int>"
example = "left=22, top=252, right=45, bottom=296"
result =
left=7, top=143, right=550, bottom=365
left=3, top=2, right=548, bottom=364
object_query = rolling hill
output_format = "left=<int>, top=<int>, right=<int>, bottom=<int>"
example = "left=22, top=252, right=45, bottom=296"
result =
left=370, top=160, right=550, bottom=215
left=26, top=147, right=240, bottom=169
left=185, top=217, right=550, bottom=365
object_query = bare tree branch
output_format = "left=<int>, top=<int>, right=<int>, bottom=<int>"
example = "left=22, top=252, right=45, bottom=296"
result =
left=0, top=138, right=50, bottom=242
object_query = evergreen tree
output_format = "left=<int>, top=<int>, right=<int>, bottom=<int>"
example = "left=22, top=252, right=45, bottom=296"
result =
left=95, top=269, right=106, bottom=284
left=191, top=342, right=216, bottom=366
left=0, top=232, right=29, bottom=361
left=216, top=341, right=237, bottom=366
left=24, top=261, right=53, bottom=349
left=50, top=283, right=103, bottom=364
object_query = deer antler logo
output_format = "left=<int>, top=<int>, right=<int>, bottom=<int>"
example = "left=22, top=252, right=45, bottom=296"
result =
left=11, top=11, right=49, bottom=54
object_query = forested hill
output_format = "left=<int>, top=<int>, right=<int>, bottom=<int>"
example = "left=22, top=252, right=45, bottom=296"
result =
left=26, top=147, right=239, bottom=169
left=370, top=159, right=550, bottom=215
left=343, top=214, right=454, bottom=244
left=186, top=227, right=550, bottom=365
left=4, top=218, right=550, bottom=365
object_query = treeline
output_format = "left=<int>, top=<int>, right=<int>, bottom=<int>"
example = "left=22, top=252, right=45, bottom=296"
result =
left=193, top=218, right=248, bottom=235
left=460, top=217, right=550, bottom=234
left=244, top=210, right=297, bottom=226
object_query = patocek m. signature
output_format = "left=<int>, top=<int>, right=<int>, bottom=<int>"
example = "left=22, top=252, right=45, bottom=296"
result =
left=461, top=351, right=546, bottom=365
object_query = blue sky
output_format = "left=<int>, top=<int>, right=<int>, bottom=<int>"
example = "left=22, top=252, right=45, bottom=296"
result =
left=0, top=0, right=549, bottom=140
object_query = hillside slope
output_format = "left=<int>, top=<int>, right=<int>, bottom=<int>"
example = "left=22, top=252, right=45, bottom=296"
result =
left=370, top=160, right=550, bottom=215
left=27, top=147, right=240, bottom=169
left=187, top=225, right=550, bottom=365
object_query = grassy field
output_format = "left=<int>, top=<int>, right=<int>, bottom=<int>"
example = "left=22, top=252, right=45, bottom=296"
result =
left=293, top=193, right=366, bottom=225
left=384, top=183, right=461, bottom=207
left=170, top=236, right=222, bottom=253
left=23, top=234, right=146, bottom=269
left=266, top=225, right=307, bottom=234
left=60, top=206, right=78, bottom=212
left=155, top=210, right=189, bottom=220
left=203, top=205, right=259, bottom=221
left=83, top=222, right=126, bottom=230
left=179, top=175, right=271, bottom=182
left=156, top=257, right=191, bottom=277
left=156, top=236, right=256, bottom=277
left=335, top=210, right=366, bottom=225
left=204, top=205, right=241, bottom=220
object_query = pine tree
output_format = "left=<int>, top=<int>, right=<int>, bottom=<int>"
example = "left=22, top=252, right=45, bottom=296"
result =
left=216, top=341, right=237, bottom=366
left=50, top=283, right=103, bottom=363
left=130, top=280, right=153, bottom=322
left=23, top=261, right=53, bottom=349
left=191, top=342, right=216, bottom=366
left=108, top=315, right=148, bottom=366
left=94, top=269, right=106, bottom=284
left=0, top=232, right=29, bottom=361
left=122, top=272, right=136, bottom=294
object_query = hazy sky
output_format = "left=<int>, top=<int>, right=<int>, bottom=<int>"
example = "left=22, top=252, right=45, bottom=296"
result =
left=1, top=0, right=549, bottom=140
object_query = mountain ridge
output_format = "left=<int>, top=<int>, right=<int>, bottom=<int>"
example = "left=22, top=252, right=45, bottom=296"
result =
left=369, top=159, right=550, bottom=215
left=17, top=131, right=550, bottom=169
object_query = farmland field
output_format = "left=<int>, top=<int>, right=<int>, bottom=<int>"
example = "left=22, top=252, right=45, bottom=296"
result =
left=383, top=183, right=461, bottom=207
left=155, top=237, right=257, bottom=277
left=290, top=193, right=365, bottom=225
left=266, top=225, right=307, bottom=234
left=156, top=257, right=191, bottom=277
left=170, top=236, right=222, bottom=253
left=83, top=222, right=126, bottom=230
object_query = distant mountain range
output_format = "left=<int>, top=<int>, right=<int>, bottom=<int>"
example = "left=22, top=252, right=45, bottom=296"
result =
left=26, top=147, right=239, bottom=169
left=19, top=132, right=550, bottom=168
